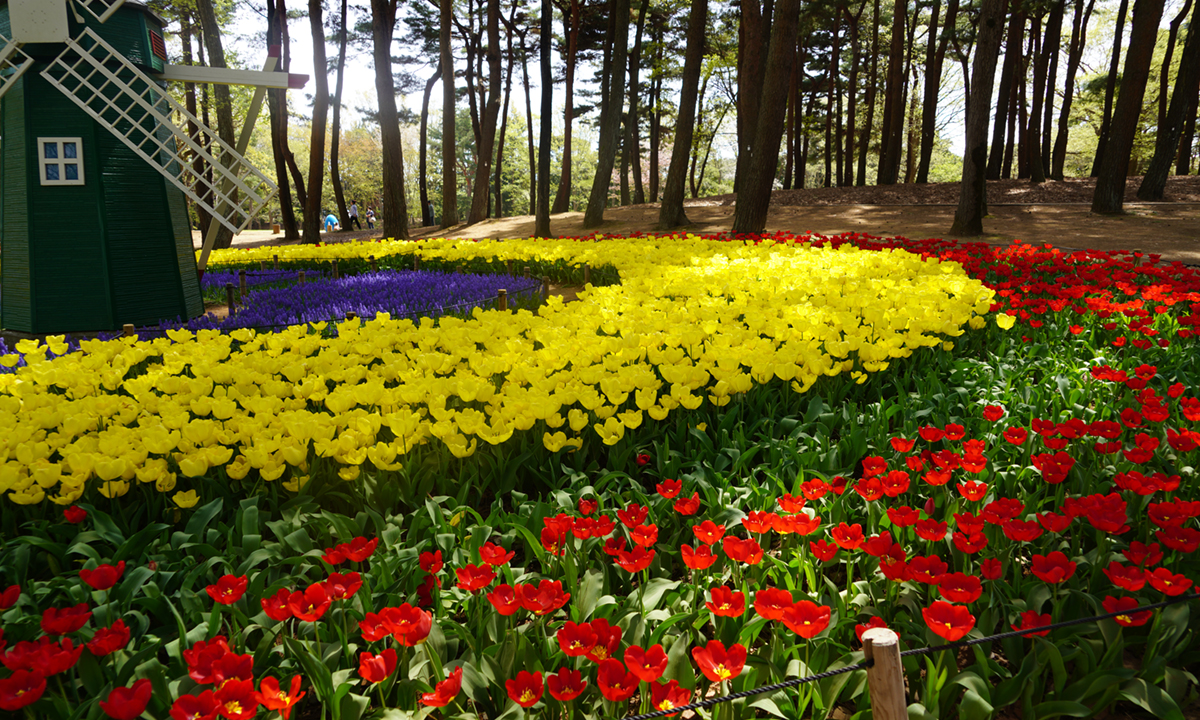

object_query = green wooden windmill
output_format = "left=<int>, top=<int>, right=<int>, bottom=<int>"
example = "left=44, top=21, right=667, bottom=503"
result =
left=0, top=0, right=304, bottom=334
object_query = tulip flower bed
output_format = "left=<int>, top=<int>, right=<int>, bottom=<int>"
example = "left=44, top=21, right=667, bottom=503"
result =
left=0, top=232, right=1198, bottom=720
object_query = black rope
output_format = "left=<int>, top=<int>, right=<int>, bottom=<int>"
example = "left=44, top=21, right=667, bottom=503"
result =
left=622, top=593, right=1199, bottom=720
left=899, top=592, right=1200, bottom=658
left=623, top=660, right=873, bottom=720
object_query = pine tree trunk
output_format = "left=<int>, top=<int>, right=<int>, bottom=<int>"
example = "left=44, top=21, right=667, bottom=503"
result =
left=419, top=64, right=442, bottom=227
left=951, top=0, right=1006, bottom=235
left=1027, top=10, right=1048, bottom=183
left=441, top=0, right=459, bottom=227
left=845, top=4, right=865, bottom=187
left=583, top=0, right=630, bottom=227
left=731, top=0, right=803, bottom=233
left=1137, top=0, right=1200, bottom=199
left=1051, top=0, right=1094, bottom=178
left=660, top=0, right=708, bottom=227
left=330, top=0, right=350, bottom=226
left=916, top=0, right=950, bottom=183
left=469, top=0, right=503, bottom=224
left=535, top=0, right=553, bottom=236
left=649, top=19, right=662, bottom=202
left=371, top=0, right=410, bottom=239
left=825, top=14, right=837, bottom=188
left=1092, top=0, right=1166, bottom=213
left=691, top=74, right=710, bottom=196
left=519, top=31, right=536, bottom=215
left=628, top=0, right=649, bottom=204
left=784, top=61, right=795, bottom=190
left=494, top=11, right=516, bottom=219
left=1177, top=91, right=1198, bottom=174
left=876, top=0, right=906, bottom=184
left=299, top=0, right=329, bottom=243
left=1091, top=0, right=1130, bottom=176
left=735, top=0, right=769, bottom=195
left=552, top=0, right=580, bottom=213
left=195, top=0, right=238, bottom=248
left=856, top=0, right=880, bottom=185
left=180, top=16, right=214, bottom=239
left=1039, top=0, right=1063, bottom=177
left=987, top=3, right=1022, bottom=179
left=265, top=0, right=300, bottom=239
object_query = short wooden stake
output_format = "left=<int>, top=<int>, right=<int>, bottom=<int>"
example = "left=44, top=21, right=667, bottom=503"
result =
left=506, top=260, right=513, bottom=275
left=238, top=269, right=246, bottom=296
left=225, top=283, right=236, bottom=311
left=369, top=255, right=378, bottom=273
left=332, top=260, right=340, bottom=279
left=259, top=261, right=266, bottom=271
left=298, top=271, right=306, bottom=284
left=498, top=289, right=508, bottom=311
left=273, top=254, right=280, bottom=270
left=583, top=264, right=591, bottom=284
left=863, top=628, right=907, bottom=720
left=346, top=312, right=357, bottom=321
left=457, top=264, right=464, bottom=274
left=523, top=266, right=531, bottom=278
left=413, top=255, right=420, bottom=271
left=122, top=323, right=135, bottom=337
left=542, top=276, right=550, bottom=302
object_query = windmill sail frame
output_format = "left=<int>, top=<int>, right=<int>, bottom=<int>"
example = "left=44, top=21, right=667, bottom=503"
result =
left=41, top=27, right=278, bottom=234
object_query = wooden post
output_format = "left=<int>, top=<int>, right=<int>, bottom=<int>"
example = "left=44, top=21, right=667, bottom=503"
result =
left=506, top=260, right=513, bottom=275
left=346, top=312, right=358, bottom=321
left=273, top=254, right=280, bottom=270
left=457, top=264, right=464, bottom=274
left=332, top=260, right=340, bottom=279
left=298, top=271, right=306, bottom=284
left=583, top=264, right=591, bottom=284
left=370, top=255, right=378, bottom=273
left=498, top=289, right=508, bottom=311
left=122, top=323, right=135, bottom=337
left=862, top=628, right=907, bottom=720
left=238, top=269, right=246, bottom=296
left=413, top=255, right=420, bottom=271
left=259, top=261, right=266, bottom=271
left=225, top=283, right=236, bottom=311
left=542, top=276, right=551, bottom=302
left=272, top=223, right=281, bottom=234
left=524, top=266, right=531, bottom=278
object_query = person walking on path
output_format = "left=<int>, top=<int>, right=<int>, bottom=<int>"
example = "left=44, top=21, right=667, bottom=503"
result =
left=366, top=208, right=376, bottom=229
left=349, top=200, right=363, bottom=230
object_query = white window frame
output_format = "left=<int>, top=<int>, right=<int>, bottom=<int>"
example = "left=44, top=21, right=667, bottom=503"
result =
left=38, top=137, right=85, bottom=186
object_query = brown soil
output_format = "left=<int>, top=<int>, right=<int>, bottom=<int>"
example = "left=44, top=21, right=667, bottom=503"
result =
left=202, top=176, right=1200, bottom=264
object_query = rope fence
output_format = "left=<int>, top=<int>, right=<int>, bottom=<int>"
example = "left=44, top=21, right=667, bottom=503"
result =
left=622, top=592, right=1200, bottom=720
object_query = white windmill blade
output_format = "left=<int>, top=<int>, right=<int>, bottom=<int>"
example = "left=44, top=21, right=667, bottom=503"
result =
left=0, top=37, right=36, bottom=102
left=69, top=0, right=127, bottom=24
left=41, top=28, right=278, bottom=235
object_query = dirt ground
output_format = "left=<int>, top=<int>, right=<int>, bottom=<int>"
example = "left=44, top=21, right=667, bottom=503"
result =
left=199, top=176, right=1200, bottom=264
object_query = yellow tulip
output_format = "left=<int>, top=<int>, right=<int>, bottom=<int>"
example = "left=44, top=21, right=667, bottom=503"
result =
left=173, top=490, right=199, bottom=508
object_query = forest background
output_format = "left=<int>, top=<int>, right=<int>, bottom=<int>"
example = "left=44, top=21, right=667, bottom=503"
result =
left=158, top=0, right=1200, bottom=244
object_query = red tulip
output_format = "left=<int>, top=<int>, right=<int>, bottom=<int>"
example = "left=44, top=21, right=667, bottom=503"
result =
left=1031, top=552, right=1076, bottom=584
left=170, top=691, right=220, bottom=720
left=617, top=503, right=649, bottom=528
left=630, top=523, right=659, bottom=548
left=674, top=492, right=701, bottom=515
left=206, top=575, right=249, bottom=605
left=419, top=550, right=444, bottom=574
left=597, top=658, right=639, bottom=701
left=908, top=555, right=950, bottom=584
left=546, top=667, right=588, bottom=701
left=87, top=620, right=131, bottom=657
left=624, top=644, right=668, bottom=683
left=1156, top=526, right=1200, bottom=554
left=952, top=532, right=988, bottom=554
left=1011, top=611, right=1052, bottom=638
left=919, top=425, right=946, bottom=442
left=890, top=436, right=916, bottom=452
left=1103, top=595, right=1153, bottom=626
left=359, top=648, right=398, bottom=684
left=855, top=616, right=889, bottom=642
left=983, top=405, right=1005, bottom=422
left=100, top=678, right=152, bottom=720
left=41, top=604, right=92, bottom=635
left=937, top=573, right=982, bottom=603
left=258, top=676, right=305, bottom=719
left=261, top=588, right=293, bottom=621
left=214, top=678, right=259, bottom=720
left=800, top=478, right=830, bottom=500
left=480, top=542, right=516, bottom=566
left=341, top=537, right=379, bottom=562
left=1124, top=541, right=1163, bottom=567
left=586, top=618, right=623, bottom=662
left=957, top=480, right=988, bottom=502
left=359, top=612, right=392, bottom=641
left=705, top=586, right=745, bottom=617
left=742, top=511, right=777, bottom=534
left=63, top=505, right=88, bottom=524
left=681, top=543, right=718, bottom=570
left=753, top=587, right=793, bottom=621
left=1002, top=427, right=1028, bottom=445
left=80, top=562, right=125, bottom=592
left=778, top=493, right=806, bottom=513
left=692, top=520, right=726, bottom=545
left=324, top=571, right=362, bottom=601
left=557, top=621, right=597, bottom=657
left=922, top=601, right=976, bottom=641
left=182, top=636, right=232, bottom=685
left=651, top=679, right=691, bottom=716
left=506, top=670, right=544, bottom=707
left=1103, top=562, right=1146, bottom=592
left=486, top=584, right=522, bottom=616
left=980, top=558, right=1003, bottom=580
left=383, top=603, right=432, bottom=646
left=578, top=498, right=598, bottom=515
left=0, top=670, right=46, bottom=712
left=887, top=506, right=919, bottom=527
left=287, top=584, right=332, bottom=622
left=781, top=600, right=832, bottom=639
left=614, top=546, right=656, bottom=573
left=692, top=640, right=746, bottom=682
left=1146, top=568, right=1193, bottom=596
left=0, top=585, right=19, bottom=610
left=455, top=563, right=497, bottom=592
left=809, top=539, right=839, bottom=561
left=722, top=536, right=763, bottom=565
left=656, top=479, right=682, bottom=498
left=420, top=667, right=463, bottom=707
left=519, top=580, right=571, bottom=615
left=831, top=522, right=864, bottom=550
